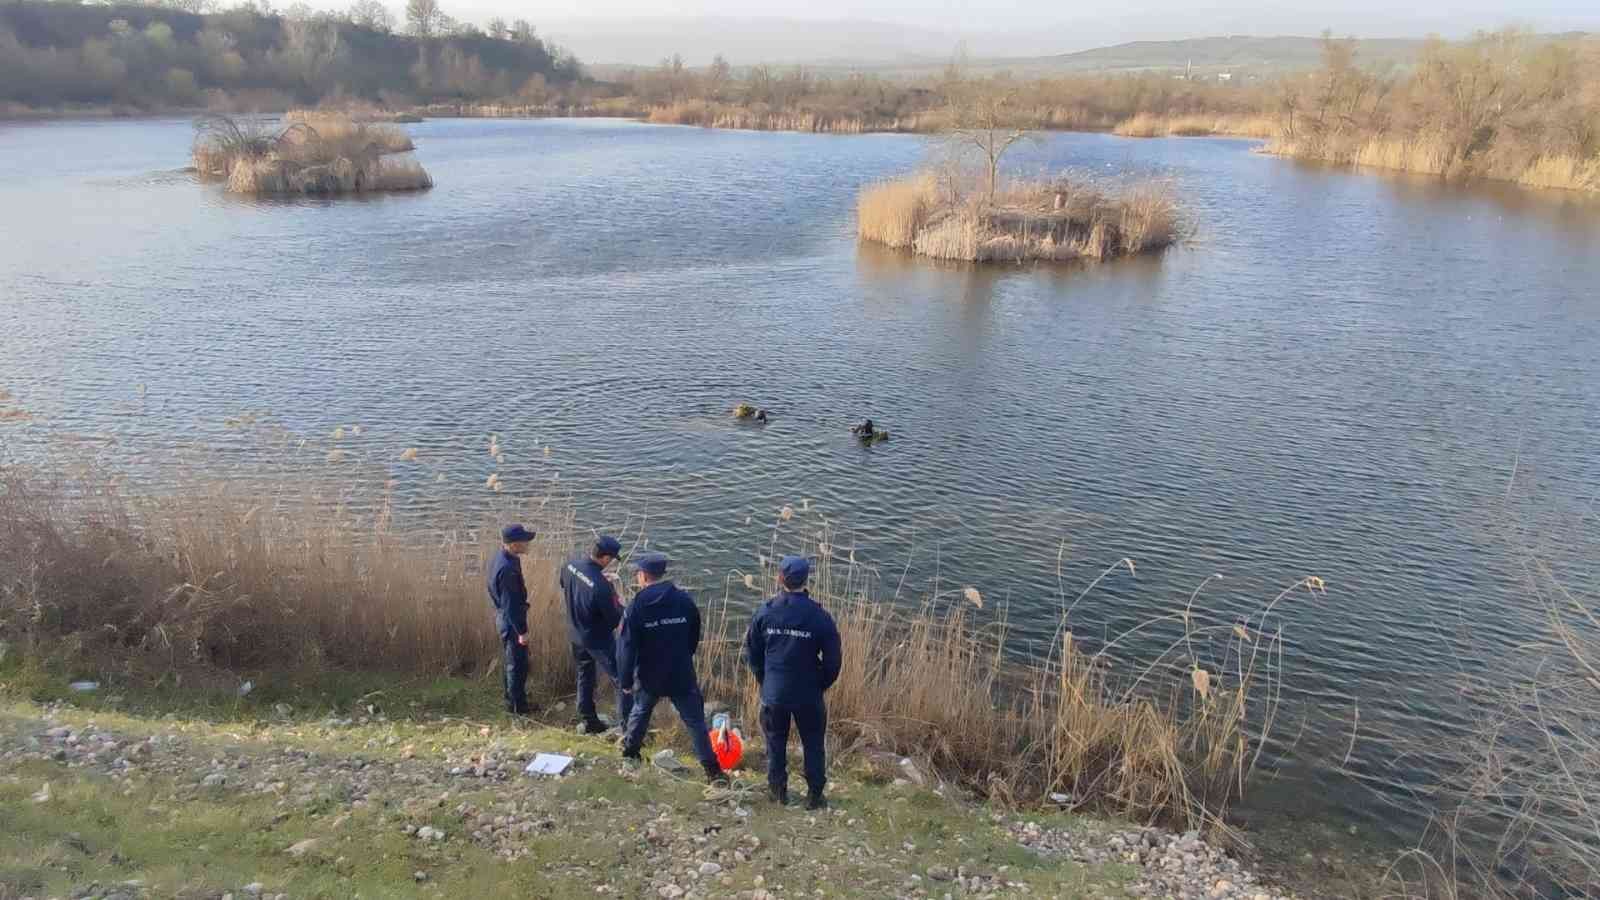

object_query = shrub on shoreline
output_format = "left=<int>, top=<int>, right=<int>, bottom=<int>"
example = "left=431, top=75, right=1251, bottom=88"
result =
left=192, top=113, right=431, bottom=196
left=858, top=171, right=1183, bottom=264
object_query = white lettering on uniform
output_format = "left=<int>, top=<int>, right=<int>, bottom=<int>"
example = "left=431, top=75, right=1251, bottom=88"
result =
left=644, top=616, right=688, bottom=628
left=766, top=628, right=812, bottom=638
left=565, top=563, right=595, bottom=588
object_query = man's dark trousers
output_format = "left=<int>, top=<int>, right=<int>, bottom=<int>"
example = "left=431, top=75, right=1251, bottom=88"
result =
left=621, top=684, right=717, bottom=767
left=762, top=701, right=827, bottom=794
left=573, top=640, right=632, bottom=726
left=503, top=639, right=529, bottom=713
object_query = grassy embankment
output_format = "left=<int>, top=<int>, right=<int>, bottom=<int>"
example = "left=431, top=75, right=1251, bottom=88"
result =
left=191, top=112, right=431, bottom=195
left=858, top=172, right=1182, bottom=263
left=0, top=678, right=1150, bottom=898
left=0, top=448, right=1297, bottom=837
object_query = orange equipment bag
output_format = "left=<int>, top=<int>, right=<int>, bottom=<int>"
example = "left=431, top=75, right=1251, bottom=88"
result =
left=709, top=714, right=744, bottom=771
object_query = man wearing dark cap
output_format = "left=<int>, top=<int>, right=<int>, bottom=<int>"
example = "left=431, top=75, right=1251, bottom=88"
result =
left=562, top=534, right=630, bottom=734
left=616, top=551, right=727, bottom=785
left=488, top=524, right=538, bottom=716
left=745, top=555, right=842, bottom=809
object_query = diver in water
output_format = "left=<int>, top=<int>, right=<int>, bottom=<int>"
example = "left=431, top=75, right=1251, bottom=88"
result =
left=755, top=409, right=769, bottom=424
left=850, top=419, right=875, bottom=438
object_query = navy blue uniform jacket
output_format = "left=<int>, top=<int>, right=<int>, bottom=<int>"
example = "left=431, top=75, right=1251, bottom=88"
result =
left=486, top=548, right=529, bottom=641
left=561, top=556, right=622, bottom=647
left=745, top=591, right=843, bottom=706
left=617, top=581, right=702, bottom=696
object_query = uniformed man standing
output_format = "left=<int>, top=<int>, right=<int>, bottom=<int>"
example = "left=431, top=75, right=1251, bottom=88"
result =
left=487, top=524, right=538, bottom=716
left=561, top=535, right=630, bottom=734
left=745, top=556, right=842, bottom=809
left=616, top=551, right=727, bottom=785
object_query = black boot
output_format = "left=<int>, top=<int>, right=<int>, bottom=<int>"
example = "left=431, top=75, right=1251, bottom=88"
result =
left=703, top=762, right=730, bottom=787
left=805, top=789, right=827, bottom=811
left=768, top=783, right=789, bottom=806
left=578, top=718, right=608, bottom=735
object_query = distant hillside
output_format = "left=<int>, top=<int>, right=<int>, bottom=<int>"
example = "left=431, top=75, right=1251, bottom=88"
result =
left=541, top=16, right=972, bottom=67
left=798, top=31, right=1591, bottom=79
left=0, top=2, right=582, bottom=111
left=1035, top=34, right=1429, bottom=73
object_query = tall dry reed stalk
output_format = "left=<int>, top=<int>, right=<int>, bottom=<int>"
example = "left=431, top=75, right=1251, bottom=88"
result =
left=0, top=455, right=1303, bottom=830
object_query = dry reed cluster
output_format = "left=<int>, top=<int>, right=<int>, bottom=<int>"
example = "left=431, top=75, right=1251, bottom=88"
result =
left=0, top=460, right=1294, bottom=831
left=192, top=113, right=431, bottom=196
left=646, top=100, right=934, bottom=134
left=858, top=170, right=1184, bottom=264
left=1113, top=112, right=1280, bottom=139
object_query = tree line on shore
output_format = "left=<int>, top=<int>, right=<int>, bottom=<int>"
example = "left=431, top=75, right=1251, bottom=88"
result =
left=629, top=31, right=1599, bottom=191
left=0, top=0, right=584, bottom=111
left=3, top=3, right=1595, bottom=194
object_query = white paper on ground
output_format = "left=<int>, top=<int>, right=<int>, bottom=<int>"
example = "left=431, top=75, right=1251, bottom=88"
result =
left=524, top=753, right=574, bottom=776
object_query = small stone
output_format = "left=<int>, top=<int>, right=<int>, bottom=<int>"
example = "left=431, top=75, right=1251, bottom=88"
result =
left=657, top=886, right=684, bottom=899
left=414, top=871, right=428, bottom=882
left=286, top=839, right=319, bottom=857
left=928, top=865, right=954, bottom=881
left=242, top=883, right=264, bottom=896
left=697, top=862, right=722, bottom=876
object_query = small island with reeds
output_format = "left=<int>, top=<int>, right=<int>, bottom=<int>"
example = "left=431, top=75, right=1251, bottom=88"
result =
left=192, top=112, right=432, bottom=196
left=859, top=171, right=1182, bottom=264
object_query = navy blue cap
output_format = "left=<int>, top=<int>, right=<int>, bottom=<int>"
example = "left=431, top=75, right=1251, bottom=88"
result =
left=779, top=555, right=811, bottom=586
left=501, top=524, right=536, bottom=543
left=592, top=535, right=622, bottom=557
left=631, top=551, right=669, bottom=577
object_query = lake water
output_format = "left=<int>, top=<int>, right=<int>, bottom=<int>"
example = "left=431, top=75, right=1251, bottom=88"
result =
left=2, top=116, right=1598, bottom=850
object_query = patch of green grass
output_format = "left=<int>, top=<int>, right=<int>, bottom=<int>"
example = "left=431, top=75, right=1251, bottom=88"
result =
left=0, top=666, right=1141, bottom=900
left=0, top=758, right=502, bottom=898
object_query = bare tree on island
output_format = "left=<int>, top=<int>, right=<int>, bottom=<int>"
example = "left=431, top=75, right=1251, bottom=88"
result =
left=943, top=73, right=1035, bottom=207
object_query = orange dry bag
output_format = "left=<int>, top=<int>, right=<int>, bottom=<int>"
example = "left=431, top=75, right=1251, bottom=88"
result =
left=709, top=713, right=744, bottom=770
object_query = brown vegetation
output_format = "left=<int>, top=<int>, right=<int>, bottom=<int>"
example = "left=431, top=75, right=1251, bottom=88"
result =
left=1264, top=31, right=1600, bottom=193
left=1114, top=112, right=1279, bottom=139
left=0, top=455, right=1296, bottom=831
left=859, top=171, right=1183, bottom=264
left=192, top=113, right=431, bottom=195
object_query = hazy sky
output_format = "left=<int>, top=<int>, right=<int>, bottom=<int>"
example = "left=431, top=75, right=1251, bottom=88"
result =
left=359, top=0, right=1600, bottom=64
left=463, top=0, right=1599, bottom=32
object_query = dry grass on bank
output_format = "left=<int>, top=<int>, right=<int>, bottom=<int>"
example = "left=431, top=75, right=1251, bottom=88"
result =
left=858, top=171, right=1183, bottom=264
left=0, top=460, right=1298, bottom=831
left=1114, top=112, right=1279, bottom=139
left=646, top=99, right=934, bottom=134
left=1263, top=132, right=1600, bottom=193
left=192, top=113, right=430, bottom=196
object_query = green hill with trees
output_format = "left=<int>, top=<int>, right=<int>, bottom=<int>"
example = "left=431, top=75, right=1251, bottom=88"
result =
left=0, top=0, right=584, bottom=112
